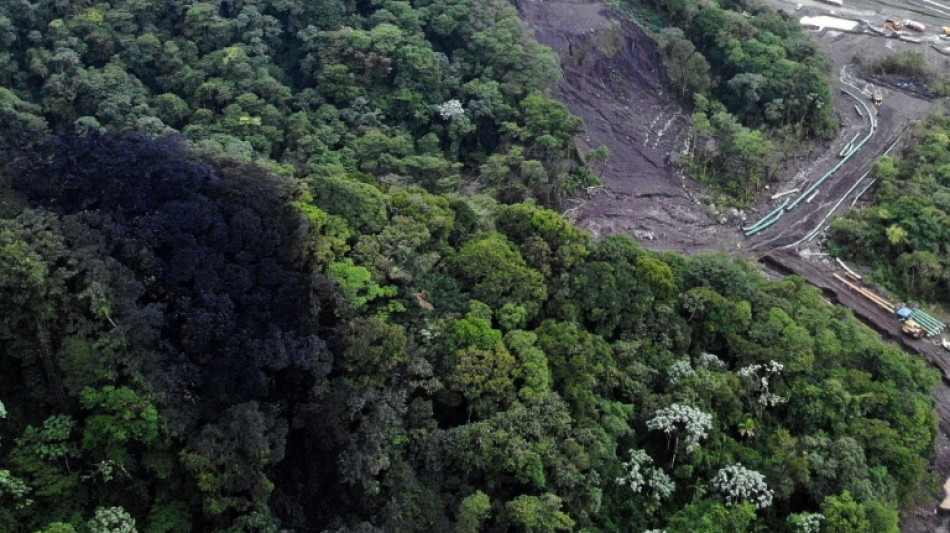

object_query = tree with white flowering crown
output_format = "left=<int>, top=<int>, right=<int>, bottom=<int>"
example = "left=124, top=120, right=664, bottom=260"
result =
left=647, top=403, right=713, bottom=467
left=711, top=463, right=774, bottom=509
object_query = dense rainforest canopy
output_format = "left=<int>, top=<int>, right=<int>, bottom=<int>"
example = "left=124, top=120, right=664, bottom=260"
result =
left=0, top=0, right=593, bottom=203
left=0, top=0, right=936, bottom=532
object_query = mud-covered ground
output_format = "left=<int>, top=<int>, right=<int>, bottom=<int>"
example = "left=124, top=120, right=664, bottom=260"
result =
left=515, top=0, right=941, bottom=254
left=514, top=0, right=740, bottom=252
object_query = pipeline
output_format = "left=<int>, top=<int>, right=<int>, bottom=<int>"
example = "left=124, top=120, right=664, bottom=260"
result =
left=911, top=310, right=944, bottom=332
left=851, top=179, right=875, bottom=207
left=744, top=214, right=781, bottom=236
left=786, top=89, right=875, bottom=212
left=744, top=200, right=791, bottom=236
left=780, top=170, right=872, bottom=250
left=839, top=132, right=861, bottom=157
left=744, top=210, right=784, bottom=236
left=747, top=86, right=875, bottom=242
left=742, top=198, right=790, bottom=233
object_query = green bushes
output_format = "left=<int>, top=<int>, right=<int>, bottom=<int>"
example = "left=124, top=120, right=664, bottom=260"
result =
left=831, top=116, right=950, bottom=303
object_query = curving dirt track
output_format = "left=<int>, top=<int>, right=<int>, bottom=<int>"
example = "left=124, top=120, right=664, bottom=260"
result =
left=744, top=31, right=936, bottom=253
left=514, top=0, right=940, bottom=255
left=514, top=0, right=939, bottom=257
left=764, top=250, right=950, bottom=532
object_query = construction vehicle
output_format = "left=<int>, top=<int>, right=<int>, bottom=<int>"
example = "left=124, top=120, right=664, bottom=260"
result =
left=897, top=307, right=946, bottom=337
left=903, top=319, right=926, bottom=339
left=942, top=26, right=950, bottom=36
left=831, top=274, right=949, bottom=337
left=872, top=87, right=883, bottom=106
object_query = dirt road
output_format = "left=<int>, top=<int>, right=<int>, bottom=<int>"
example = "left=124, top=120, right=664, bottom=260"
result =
left=743, top=30, right=936, bottom=252
left=763, top=250, right=950, bottom=531
left=516, top=0, right=940, bottom=255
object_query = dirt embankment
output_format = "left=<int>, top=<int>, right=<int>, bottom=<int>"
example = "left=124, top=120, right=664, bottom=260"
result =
left=513, top=0, right=738, bottom=251
left=516, top=0, right=940, bottom=255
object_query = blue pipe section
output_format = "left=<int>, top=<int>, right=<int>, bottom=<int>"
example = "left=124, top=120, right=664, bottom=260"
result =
left=786, top=89, right=875, bottom=212
left=741, top=198, right=790, bottom=233
left=742, top=87, right=874, bottom=238
left=744, top=207, right=785, bottom=236
left=839, top=132, right=861, bottom=157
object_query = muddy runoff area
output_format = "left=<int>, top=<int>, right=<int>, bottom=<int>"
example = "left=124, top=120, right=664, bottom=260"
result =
left=513, top=0, right=746, bottom=253
left=514, top=0, right=942, bottom=255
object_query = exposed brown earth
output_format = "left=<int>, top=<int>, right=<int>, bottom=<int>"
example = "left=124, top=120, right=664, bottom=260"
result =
left=744, top=31, right=937, bottom=253
left=515, top=0, right=940, bottom=254
left=513, top=0, right=736, bottom=251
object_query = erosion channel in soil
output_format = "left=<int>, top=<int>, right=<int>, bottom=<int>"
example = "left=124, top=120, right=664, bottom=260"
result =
left=514, top=0, right=950, bottom=529
left=514, top=0, right=734, bottom=251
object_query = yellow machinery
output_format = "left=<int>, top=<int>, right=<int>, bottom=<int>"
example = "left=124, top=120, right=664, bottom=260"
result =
left=903, top=320, right=926, bottom=339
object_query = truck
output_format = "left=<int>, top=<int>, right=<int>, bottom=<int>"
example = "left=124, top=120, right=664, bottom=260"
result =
left=897, top=307, right=946, bottom=337
left=872, top=86, right=883, bottom=106
left=903, top=319, right=926, bottom=339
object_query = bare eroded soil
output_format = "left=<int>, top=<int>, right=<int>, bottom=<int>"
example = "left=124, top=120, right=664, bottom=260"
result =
left=514, top=0, right=740, bottom=252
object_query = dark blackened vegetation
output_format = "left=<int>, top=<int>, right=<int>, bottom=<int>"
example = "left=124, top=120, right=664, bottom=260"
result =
left=1, top=132, right=339, bottom=531
left=13, top=132, right=335, bottom=409
left=2, top=131, right=938, bottom=533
